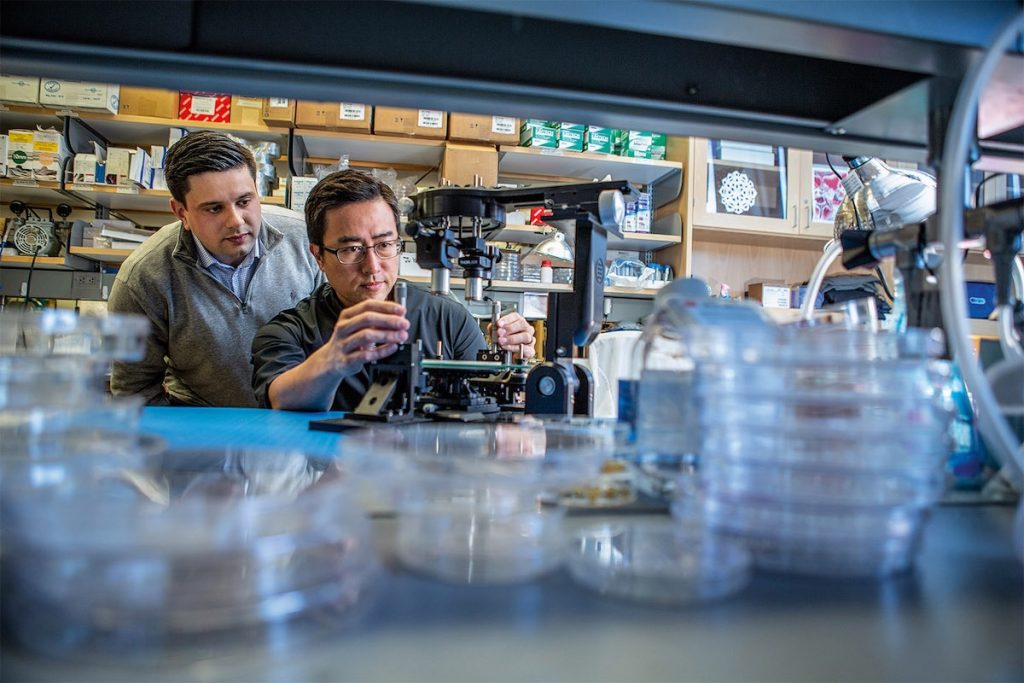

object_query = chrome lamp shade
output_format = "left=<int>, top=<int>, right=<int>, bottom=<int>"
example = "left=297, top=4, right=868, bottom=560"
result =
left=833, top=157, right=937, bottom=239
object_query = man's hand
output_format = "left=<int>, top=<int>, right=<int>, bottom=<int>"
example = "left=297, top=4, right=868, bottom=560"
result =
left=323, top=299, right=410, bottom=376
left=265, top=299, right=409, bottom=412
left=489, top=311, right=536, bottom=360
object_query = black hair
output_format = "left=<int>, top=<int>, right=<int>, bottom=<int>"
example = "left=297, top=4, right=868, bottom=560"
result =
left=304, top=169, right=399, bottom=246
left=163, top=131, right=257, bottom=205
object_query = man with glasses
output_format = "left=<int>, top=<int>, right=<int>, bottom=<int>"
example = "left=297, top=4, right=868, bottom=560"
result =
left=108, top=131, right=322, bottom=406
left=252, top=170, right=535, bottom=411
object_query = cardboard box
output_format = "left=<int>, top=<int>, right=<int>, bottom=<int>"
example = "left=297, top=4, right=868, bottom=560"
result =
left=6, top=129, right=34, bottom=179
left=747, top=281, right=791, bottom=309
left=105, top=147, right=133, bottom=186
left=230, top=96, right=264, bottom=126
left=289, top=176, right=318, bottom=214
left=38, top=79, right=119, bottom=113
left=178, top=92, right=231, bottom=122
left=118, top=86, right=178, bottom=118
left=31, top=129, right=67, bottom=182
left=0, top=76, right=40, bottom=104
left=448, top=113, right=519, bottom=144
left=556, top=122, right=585, bottom=152
left=129, top=147, right=153, bottom=189
left=373, top=107, right=447, bottom=139
left=584, top=126, right=615, bottom=154
left=262, top=97, right=296, bottom=125
left=519, top=119, right=558, bottom=148
left=295, top=101, right=372, bottom=132
left=73, top=153, right=97, bottom=183
left=441, top=143, right=498, bottom=187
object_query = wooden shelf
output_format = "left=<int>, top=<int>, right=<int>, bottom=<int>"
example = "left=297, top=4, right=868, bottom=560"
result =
left=69, top=246, right=134, bottom=264
left=0, top=254, right=68, bottom=269
left=498, top=145, right=682, bottom=187
left=693, top=225, right=832, bottom=251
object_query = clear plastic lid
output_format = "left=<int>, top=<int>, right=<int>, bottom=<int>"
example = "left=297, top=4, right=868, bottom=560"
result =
left=1, top=447, right=377, bottom=653
left=0, top=309, right=150, bottom=361
left=339, top=418, right=617, bottom=492
left=567, top=521, right=751, bottom=605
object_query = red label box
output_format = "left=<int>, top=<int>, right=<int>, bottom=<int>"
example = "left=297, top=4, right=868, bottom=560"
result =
left=178, top=92, right=231, bottom=122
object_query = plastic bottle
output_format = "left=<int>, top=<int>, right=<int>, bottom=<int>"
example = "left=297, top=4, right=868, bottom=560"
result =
left=540, top=260, right=553, bottom=284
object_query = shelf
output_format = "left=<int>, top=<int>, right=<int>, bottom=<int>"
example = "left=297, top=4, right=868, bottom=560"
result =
left=70, top=111, right=289, bottom=146
left=69, top=246, right=134, bottom=264
left=603, top=286, right=662, bottom=299
left=0, top=103, right=63, bottom=131
left=64, top=183, right=285, bottom=213
left=498, top=146, right=682, bottom=187
left=0, top=178, right=93, bottom=208
left=492, top=224, right=680, bottom=252
left=693, top=225, right=832, bottom=251
left=297, top=130, right=445, bottom=169
left=401, top=275, right=572, bottom=294
left=0, top=254, right=68, bottom=269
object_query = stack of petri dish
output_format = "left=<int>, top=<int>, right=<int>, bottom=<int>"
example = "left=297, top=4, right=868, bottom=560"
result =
left=0, top=309, right=151, bottom=450
left=341, top=418, right=616, bottom=584
left=0, top=448, right=377, bottom=655
left=685, top=325, right=954, bottom=577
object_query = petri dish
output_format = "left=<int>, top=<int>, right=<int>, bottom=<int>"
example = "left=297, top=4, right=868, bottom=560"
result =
left=568, top=520, right=751, bottom=605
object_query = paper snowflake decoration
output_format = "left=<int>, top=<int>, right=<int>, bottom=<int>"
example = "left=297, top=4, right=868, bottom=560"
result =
left=719, top=171, right=758, bottom=214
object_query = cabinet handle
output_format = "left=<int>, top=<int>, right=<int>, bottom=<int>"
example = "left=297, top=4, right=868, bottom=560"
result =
left=791, top=204, right=798, bottom=231
left=804, top=202, right=812, bottom=231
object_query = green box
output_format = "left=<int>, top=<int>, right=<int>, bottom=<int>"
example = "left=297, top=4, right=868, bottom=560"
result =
left=520, top=123, right=558, bottom=148
left=557, top=123, right=585, bottom=152
left=650, top=133, right=668, bottom=160
left=618, top=130, right=654, bottom=158
left=584, top=126, right=615, bottom=154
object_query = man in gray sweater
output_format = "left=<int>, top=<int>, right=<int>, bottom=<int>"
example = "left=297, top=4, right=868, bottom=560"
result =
left=108, top=131, right=322, bottom=406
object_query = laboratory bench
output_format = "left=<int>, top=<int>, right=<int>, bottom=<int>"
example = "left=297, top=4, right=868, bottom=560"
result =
left=1, top=407, right=1021, bottom=682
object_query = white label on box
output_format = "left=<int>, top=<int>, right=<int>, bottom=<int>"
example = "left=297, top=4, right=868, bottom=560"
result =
left=340, top=104, right=366, bottom=121
left=761, top=286, right=791, bottom=308
left=189, top=96, right=217, bottom=116
left=235, top=97, right=261, bottom=109
left=418, top=110, right=444, bottom=128
left=116, top=186, right=139, bottom=194
left=268, top=97, right=290, bottom=108
left=491, top=116, right=516, bottom=135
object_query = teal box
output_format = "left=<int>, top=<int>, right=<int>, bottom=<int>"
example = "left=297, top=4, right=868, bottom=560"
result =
left=584, top=126, right=615, bottom=154
left=650, top=133, right=668, bottom=160
left=520, top=122, right=558, bottom=148
left=557, top=123, right=585, bottom=152
left=619, top=130, right=654, bottom=158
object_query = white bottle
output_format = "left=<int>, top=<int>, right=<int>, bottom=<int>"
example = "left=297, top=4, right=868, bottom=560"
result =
left=540, top=260, right=553, bottom=284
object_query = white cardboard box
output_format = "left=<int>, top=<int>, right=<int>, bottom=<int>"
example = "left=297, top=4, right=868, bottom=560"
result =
left=289, top=176, right=318, bottom=213
left=38, top=79, right=119, bottom=114
left=105, top=147, right=133, bottom=186
left=0, top=76, right=40, bottom=104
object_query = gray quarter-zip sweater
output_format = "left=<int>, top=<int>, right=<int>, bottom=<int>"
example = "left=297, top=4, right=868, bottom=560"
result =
left=108, top=205, right=323, bottom=407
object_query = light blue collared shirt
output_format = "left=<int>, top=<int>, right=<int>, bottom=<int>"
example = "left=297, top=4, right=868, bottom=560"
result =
left=192, top=231, right=262, bottom=302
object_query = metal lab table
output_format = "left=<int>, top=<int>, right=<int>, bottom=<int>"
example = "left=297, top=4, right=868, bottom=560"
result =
left=1, top=408, right=1021, bottom=683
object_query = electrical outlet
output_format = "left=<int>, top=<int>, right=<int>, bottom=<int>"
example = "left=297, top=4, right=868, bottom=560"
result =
left=70, top=271, right=103, bottom=299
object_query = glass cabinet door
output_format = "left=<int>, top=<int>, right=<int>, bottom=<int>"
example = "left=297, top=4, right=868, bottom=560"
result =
left=802, top=151, right=849, bottom=238
left=691, top=138, right=801, bottom=234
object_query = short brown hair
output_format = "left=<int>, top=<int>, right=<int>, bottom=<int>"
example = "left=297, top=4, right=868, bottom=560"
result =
left=305, top=170, right=399, bottom=246
left=164, top=131, right=257, bottom=205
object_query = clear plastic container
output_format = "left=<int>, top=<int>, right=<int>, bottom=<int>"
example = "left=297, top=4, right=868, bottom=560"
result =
left=0, top=309, right=149, bottom=361
left=0, top=447, right=376, bottom=655
left=567, top=521, right=751, bottom=605
left=340, top=419, right=616, bottom=584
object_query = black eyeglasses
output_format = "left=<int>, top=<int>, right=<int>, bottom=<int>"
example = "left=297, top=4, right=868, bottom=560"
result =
left=321, top=239, right=404, bottom=265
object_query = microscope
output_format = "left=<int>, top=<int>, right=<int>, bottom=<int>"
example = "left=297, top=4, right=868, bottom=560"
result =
left=310, top=179, right=636, bottom=431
